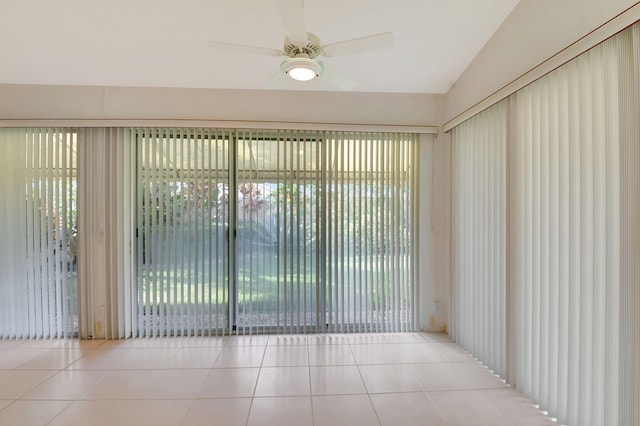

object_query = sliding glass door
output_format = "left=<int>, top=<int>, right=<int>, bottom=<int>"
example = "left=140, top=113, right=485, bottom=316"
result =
left=135, top=129, right=417, bottom=336
left=325, top=133, right=416, bottom=332
left=235, top=131, right=322, bottom=333
left=136, top=129, right=231, bottom=336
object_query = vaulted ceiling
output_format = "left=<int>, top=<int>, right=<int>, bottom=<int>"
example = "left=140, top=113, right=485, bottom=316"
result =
left=0, top=0, right=519, bottom=94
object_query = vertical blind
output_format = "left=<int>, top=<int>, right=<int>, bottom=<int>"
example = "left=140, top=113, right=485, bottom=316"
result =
left=136, top=128, right=231, bottom=337
left=0, top=127, right=419, bottom=339
left=133, top=128, right=418, bottom=336
left=625, top=22, right=640, bottom=426
left=451, top=101, right=507, bottom=378
left=450, top=22, right=640, bottom=426
left=511, top=28, right=633, bottom=426
left=235, top=130, right=321, bottom=334
left=324, top=132, right=419, bottom=333
left=0, top=128, right=78, bottom=338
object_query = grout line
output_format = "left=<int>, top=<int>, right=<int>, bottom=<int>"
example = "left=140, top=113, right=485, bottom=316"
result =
left=352, top=347, right=383, bottom=426
left=35, top=399, right=74, bottom=425
left=423, top=390, right=451, bottom=424
left=365, top=392, right=384, bottom=426
left=176, top=399, right=195, bottom=426
left=209, top=344, right=225, bottom=369
left=308, top=363, right=315, bottom=424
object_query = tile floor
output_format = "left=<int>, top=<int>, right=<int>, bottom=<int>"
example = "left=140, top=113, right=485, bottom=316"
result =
left=0, top=332, right=556, bottom=426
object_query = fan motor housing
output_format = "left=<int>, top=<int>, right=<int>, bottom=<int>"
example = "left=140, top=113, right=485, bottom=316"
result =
left=284, top=33, right=322, bottom=58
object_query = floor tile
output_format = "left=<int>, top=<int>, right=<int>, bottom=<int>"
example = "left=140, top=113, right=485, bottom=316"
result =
left=71, top=340, right=108, bottom=349
left=428, top=390, right=514, bottom=426
left=391, top=343, right=450, bottom=363
left=197, top=368, right=260, bottom=398
left=406, top=362, right=508, bottom=391
left=180, top=398, right=251, bottom=426
left=307, top=334, right=348, bottom=345
left=23, top=370, right=106, bottom=400
left=312, top=394, right=380, bottom=426
left=0, top=340, right=26, bottom=349
left=262, top=345, right=309, bottom=367
left=310, top=365, right=366, bottom=395
left=66, top=348, right=135, bottom=370
left=16, top=339, right=104, bottom=349
left=432, top=343, right=474, bottom=362
left=181, top=336, right=225, bottom=348
left=120, top=348, right=180, bottom=369
left=350, top=344, right=402, bottom=365
left=0, top=400, right=70, bottom=426
left=370, top=392, right=449, bottom=426
left=80, top=370, right=159, bottom=400
left=165, top=346, right=223, bottom=369
left=308, top=345, right=355, bottom=366
left=358, top=364, right=422, bottom=393
left=346, top=334, right=388, bottom=344
left=268, top=335, right=308, bottom=346
left=101, top=337, right=185, bottom=349
left=47, top=399, right=191, bottom=426
left=247, top=396, right=313, bottom=426
left=483, top=388, right=555, bottom=426
left=138, top=369, right=209, bottom=399
left=254, top=366, right=311, bottom=397
left=383, top=333, right=426, bottom=344
left=213, top=346, right=266, bottom=368
left=17, top=348, right=89, bottom=370
left=0, top=400, right=12, bottom=411
left=0, top=349, right=45, bottom=369
left=419, top=332, right=452, bottom=343
left=0, top=370, right=56, bottom=399
left=223, top=335, right=269, bottom=346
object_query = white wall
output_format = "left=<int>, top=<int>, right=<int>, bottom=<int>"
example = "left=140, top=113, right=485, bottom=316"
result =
left=431, top=131, right=451, bottom=332
left=444, top=0, right=639, bottom=124
left=417, top=130, right=451, bottom=333
left=0, top=84, right=440, bottom=127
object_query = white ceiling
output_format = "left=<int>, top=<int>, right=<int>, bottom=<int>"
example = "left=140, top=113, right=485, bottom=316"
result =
left=0, top=0, right=519, bottom=94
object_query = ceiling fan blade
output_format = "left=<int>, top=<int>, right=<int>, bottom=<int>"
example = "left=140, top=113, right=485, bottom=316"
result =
left=321, top=32, right=394, bottom=57
left=263, top=69, right=289, bottom=89
left=322, top=62, right=356, bottom=91
left=274, top=0, right=308, bottom=44
left=208, top=40, right=283, bottom=56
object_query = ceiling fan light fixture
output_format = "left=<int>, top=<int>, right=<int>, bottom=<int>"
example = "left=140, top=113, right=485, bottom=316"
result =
left=281, top=57, right=323, bottom=81
left=288, top=66, right=316, bottom=81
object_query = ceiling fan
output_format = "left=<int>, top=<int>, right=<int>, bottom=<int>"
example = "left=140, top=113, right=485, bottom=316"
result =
left=208, top=0, right=394, bottom=90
